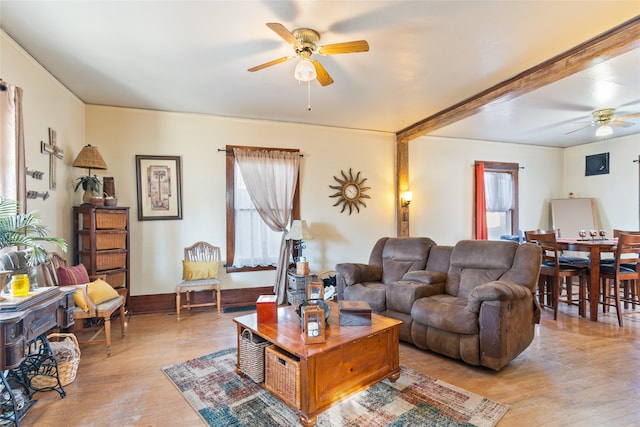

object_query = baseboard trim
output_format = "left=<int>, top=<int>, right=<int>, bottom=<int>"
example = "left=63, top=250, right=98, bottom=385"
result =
left=128, top=286, right=273, bottom=314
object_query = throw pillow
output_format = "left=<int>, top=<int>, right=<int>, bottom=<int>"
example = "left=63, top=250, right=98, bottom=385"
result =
left=73, top=279, right=119, bottom=311
left=87, top=278, right=119, bottom=305
left=73, top=287, right=90, bottom=312
left=57, top=264, right=90, bottom=286
left=182, top=260, right=219, bottom=280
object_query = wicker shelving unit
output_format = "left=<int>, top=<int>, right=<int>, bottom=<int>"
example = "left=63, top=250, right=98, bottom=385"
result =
left=73, top=205, right=130, bottom=304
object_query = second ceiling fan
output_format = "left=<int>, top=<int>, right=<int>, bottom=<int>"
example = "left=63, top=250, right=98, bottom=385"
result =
left=567, top=108, right=640, bottom=137
left=248, top=23, right=369, bottom=86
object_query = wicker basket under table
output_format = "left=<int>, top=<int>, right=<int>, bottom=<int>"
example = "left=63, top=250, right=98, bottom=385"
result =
left=238, top=329, right=271, bottom=383
left=264, top=345, right=301, bottom=409
left=31, top=333, right=80, bottom=388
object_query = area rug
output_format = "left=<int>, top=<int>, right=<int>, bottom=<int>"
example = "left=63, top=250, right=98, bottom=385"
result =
left=162, top=348, right=508, bottom=427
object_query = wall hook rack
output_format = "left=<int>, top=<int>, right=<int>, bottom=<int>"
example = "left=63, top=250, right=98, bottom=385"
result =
left=26, top=190, right=50, bottom=200
left=26, top=168, right=45, bottom=180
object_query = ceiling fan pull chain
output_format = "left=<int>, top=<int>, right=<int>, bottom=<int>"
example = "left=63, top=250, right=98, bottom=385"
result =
left=307, top=80, right=312, bottom=111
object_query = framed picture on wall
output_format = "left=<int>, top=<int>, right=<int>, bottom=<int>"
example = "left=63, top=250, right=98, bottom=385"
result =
left=585, top=152, right=609, bottom=176
left=135, top=155, right=183, bottom=220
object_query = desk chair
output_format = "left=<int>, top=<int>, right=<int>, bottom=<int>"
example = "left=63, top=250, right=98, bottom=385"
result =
left=42, top=253, right=126, bottom=356
left=525, top=231, right=589, bottom=319
left=176, top=242, right=221, bottom=320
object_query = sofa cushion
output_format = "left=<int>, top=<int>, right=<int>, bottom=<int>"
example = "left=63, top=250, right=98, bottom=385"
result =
left=411, top=294, right=479, bottom=335
left=445, top=240, right=518, bottom=297
left=380, top=238, right=434, bottom=284
left=343, top=282, right=387, bottom=312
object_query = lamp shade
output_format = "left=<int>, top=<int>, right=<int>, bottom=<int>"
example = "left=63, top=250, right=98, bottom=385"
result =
left=72, top=145, right=108, bottom=170
left=294, top=59, right=317, bottom=82
left=285, top=220, right=312, bottom=240
left=595, top=125, right=613, bottom=137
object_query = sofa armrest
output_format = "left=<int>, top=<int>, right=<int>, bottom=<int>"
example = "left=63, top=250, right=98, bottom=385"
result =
left=401, top=270, right=447, bottom=285
left=335, top=263, right=382, bottom=287
left=466, top=280, right=530, bottom=314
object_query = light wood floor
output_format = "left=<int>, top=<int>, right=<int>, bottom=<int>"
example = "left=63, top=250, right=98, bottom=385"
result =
left=21, top=303, right=640, bottom=427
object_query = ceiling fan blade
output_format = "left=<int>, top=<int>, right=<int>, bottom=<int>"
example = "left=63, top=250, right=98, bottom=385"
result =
left=612, top=112, right=640, bottom=121
left=317, top=40, right=369, bottom=55
left=248, top=56, right=294, bottom=72
left=610, top=120, right=635, bottom=128
left=311, top=60, right=334, bottom=86
left=266, top=22, right=301, bottom=48
left=565, top=124, right=594, bottom=135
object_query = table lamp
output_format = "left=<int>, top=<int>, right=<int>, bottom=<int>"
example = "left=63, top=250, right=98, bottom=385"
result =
left=286, top=220, right=312, bottom=274
left=72, top=145, right=108, bottom=204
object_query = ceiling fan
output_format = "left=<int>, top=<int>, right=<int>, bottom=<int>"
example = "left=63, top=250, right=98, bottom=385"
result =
left=248, top=23, right=369, bottom=86
left=567, top=108, right=640, bottom=137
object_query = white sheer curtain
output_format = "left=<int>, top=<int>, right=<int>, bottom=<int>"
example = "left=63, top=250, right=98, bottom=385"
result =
left=233, top=148, right=300, bottom=304
left=484, top=172, right=513, bottom=212
left=0, top=84, right=26, bottom=210
left=233, top=161, right=281, bottom=267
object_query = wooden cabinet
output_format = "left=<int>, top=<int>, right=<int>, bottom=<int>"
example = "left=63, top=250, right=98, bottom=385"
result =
left=73, top=206, right=130, bottom=302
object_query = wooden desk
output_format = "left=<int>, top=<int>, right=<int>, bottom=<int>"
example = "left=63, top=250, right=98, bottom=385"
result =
left=0, top=287, right=75, bottom=425
left=557, top=238, right=617, bottom=321
left=234, top=302, right=401, bottom=427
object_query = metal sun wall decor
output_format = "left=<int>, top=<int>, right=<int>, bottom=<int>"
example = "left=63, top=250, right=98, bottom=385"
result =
left=329, top=168, right=371, bottom=215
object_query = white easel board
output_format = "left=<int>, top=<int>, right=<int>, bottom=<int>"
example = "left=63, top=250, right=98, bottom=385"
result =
left=550, top=198, right=598, bottom=238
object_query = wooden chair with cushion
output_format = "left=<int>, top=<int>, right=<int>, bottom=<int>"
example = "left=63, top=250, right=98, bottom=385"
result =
left=42, top=252, right=126, bottom=356
left=599, top=233, right=640, bottom=326
left=525, top=231, right=589, bottom=319
left=176, top=242, right=221, bottom=320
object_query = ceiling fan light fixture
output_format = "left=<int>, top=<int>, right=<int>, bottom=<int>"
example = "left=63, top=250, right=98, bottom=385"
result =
left=294, top=58, right=316, bottom=82
left=595, top=124, right=613, bottom=137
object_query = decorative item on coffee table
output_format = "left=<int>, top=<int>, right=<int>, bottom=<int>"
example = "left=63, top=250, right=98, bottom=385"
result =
left=339, top=300, right=372, bottom=326
left=301, top=304, right=325, bottom=344
left=307, top=281, right=324, bottom=301
left=256, top=295, right=277, bottom=323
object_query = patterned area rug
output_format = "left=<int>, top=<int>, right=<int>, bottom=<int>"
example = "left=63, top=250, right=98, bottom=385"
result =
left=162, top=348, right=508, bottom=427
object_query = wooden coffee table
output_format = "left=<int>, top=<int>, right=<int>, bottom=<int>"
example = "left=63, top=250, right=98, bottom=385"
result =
left=233, top=301, right=401, bottom=427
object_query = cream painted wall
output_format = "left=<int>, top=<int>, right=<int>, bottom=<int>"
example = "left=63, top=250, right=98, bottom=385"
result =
left=5, top=28, right=639, bottom=299
left=564, top=134, right=640, bottom=232
left=85, top=106, right=396, bottom=295
left=408, top=136, right=565, bottom=245
left=1, top=31, right=85, bottom=255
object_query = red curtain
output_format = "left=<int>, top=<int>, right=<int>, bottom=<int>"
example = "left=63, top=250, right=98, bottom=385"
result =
left=475, top=161, right=488, bottom=240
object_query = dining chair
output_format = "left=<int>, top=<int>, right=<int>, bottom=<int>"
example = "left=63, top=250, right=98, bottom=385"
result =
left=525, top=231, right=589, bottom=319
left=526, top=230, right=588, bottom=309
left=176, top=241, right=221, bottom=320
left=599, top=233, right=640, bottom=326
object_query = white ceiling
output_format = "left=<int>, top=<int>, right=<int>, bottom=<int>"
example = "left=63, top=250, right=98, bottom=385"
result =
left=1, top=1, right=639, bottom=148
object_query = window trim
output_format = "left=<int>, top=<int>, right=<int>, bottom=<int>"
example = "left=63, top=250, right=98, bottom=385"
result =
left=225, top=145, right=300, bottom=273
left=474, top=161, right=519, bottom=238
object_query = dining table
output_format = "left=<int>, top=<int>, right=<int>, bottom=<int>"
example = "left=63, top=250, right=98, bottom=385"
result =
left=556, top=237, right=618, bottom=321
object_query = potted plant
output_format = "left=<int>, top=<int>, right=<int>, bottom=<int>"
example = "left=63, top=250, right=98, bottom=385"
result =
left=74, top=175, right=102, bottom=204
left=0, top=196, right=67, bottom=266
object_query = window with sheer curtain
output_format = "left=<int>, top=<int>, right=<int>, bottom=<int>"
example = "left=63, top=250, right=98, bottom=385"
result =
left=225, top=146, right=300, bottom=274
left=1, top=83, right=26, bottom=206
left=232, top=160, right=281, bottom=268
left=475, top=161, right=519, bottom=240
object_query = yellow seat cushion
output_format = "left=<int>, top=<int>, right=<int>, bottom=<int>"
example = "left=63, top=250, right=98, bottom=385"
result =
left=74, top=279, right=120, bottom=312
left=182, top=260, right=219, bottom=280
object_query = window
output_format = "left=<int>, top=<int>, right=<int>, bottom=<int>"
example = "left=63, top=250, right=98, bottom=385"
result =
left=475, top=161, right=519, bottom=240
left=225, top=145, right=300, bottom=272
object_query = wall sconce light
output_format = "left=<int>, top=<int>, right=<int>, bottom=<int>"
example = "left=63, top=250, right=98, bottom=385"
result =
left=401, top=191, right=413, bottom=208
left=401, top=191, right=412, bottom=221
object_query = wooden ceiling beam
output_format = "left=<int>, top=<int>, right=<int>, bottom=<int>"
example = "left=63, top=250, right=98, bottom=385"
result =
left=396, top=15, right=640, bottom=143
